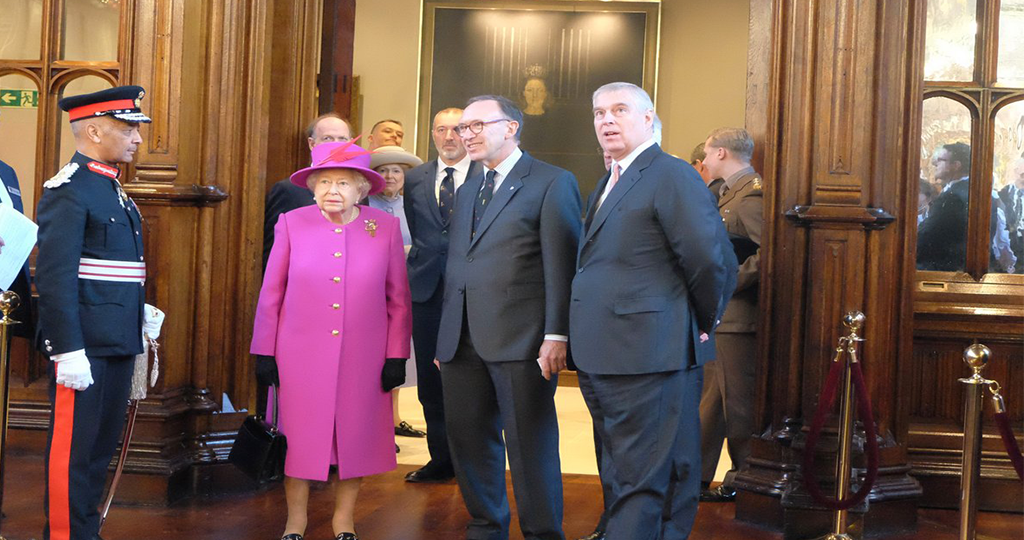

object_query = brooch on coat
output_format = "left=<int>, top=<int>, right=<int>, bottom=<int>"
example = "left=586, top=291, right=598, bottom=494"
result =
left=43, top=162, right=79, bottom=189
left=364, top=219, right=378, bottom=237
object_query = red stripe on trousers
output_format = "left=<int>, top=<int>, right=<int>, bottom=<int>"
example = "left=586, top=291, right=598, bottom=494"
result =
left=48, top=372, right=75, bottom=540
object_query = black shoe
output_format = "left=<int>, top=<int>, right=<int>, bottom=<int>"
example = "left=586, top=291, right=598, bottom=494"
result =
left=575, top=529, right=605, bottom=540
left=405, top=463, right=455, bottom=483
left=281, top=534, right=303, bottom=540
left=395, top=421, right=426, bottom=437
left=335, top=533, right=358, bottom=540
left=700, top=484, right=737, bottom=502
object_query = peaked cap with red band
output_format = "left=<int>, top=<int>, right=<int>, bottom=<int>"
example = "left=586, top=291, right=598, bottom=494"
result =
left=289, top=137, right=386, bottom=195
left=58, top=85, right=152, bottom=124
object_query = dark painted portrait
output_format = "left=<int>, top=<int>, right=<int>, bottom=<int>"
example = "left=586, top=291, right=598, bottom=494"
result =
left=419, top=1, right=657, bottom=196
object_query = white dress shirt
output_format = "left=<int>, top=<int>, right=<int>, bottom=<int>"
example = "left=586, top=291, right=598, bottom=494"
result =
left=480, top=146, right=523, bottom=194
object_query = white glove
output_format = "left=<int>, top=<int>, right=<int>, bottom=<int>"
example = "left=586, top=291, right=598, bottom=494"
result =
left=54, top=352, right=94, bottom=391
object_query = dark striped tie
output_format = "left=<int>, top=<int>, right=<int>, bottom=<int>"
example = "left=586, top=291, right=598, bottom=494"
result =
left=439, top=167, right=455, bottom=225
left=473, top=170, right=496, bottom=237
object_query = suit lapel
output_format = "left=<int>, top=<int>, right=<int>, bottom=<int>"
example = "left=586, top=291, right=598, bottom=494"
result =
left=583, top=170, right=612, bottom=233
left=457, top=169, right=484, bottom=249
left=469, top=153, right=530, bottom=250
left=421, top=162, right=446, bottom=228
left=582, top=145, right=661, bottom=244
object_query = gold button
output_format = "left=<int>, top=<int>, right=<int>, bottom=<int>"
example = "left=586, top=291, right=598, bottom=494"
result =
left=334, top=228, right=343, bottom=233
left=333, top=277, right=341, bottom=283
left=332, top=303, right=340, bottom=309
left=334, top=252, right=342, bottom=257
left=331, top=330, right=339, bottom=336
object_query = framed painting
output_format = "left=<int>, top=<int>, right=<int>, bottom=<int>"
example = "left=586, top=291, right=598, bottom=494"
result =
left=417, top=0, right=661, bottom=194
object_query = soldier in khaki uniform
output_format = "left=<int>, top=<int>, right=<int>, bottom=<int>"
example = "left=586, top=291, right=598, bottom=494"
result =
left=697, top=127, right=763, bottom=502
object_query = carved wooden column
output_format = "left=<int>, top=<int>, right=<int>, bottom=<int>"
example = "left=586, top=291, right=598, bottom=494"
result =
left=735, top=0, right=926, bottom=536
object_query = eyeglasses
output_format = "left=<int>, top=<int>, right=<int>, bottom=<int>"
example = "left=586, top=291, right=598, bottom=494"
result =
left=455, top=118, right=511, bottom=136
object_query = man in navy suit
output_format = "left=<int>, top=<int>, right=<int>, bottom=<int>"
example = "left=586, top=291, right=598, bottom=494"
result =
left=436, top=95, right=582, bottom=540
left=402, top=107, right=481, bottom=483
left=0, top=158, right=33, bottom=337
left=570, top=82, right=736, bottom=540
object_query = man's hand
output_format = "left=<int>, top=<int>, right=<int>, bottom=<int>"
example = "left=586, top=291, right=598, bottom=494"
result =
left=537, top=339, right=567, bottom=381
left=55, top=356, right=94, bottom=391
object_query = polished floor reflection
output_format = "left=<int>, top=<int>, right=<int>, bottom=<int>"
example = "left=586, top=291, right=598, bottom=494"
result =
left=1, top=452, right=1021, bottom=540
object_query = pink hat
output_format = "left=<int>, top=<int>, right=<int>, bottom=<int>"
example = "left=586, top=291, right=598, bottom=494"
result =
left=290, top=139, right=386, bottom=195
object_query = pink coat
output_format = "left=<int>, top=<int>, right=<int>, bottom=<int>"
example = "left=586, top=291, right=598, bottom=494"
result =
left=251, top=204, right=412, bottom=481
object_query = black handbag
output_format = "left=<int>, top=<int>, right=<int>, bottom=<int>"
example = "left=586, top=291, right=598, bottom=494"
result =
left=228, top=386, right=287, bottom=483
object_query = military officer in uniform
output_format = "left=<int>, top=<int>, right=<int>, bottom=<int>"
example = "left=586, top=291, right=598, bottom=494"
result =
left=697, top=127, right=763, bottom=503
left=36, top=85, right=150, bottom=540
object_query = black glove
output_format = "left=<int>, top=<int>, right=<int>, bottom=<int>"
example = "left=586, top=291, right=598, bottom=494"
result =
left=255, top=355, right=280, bottom=387
left=381, top=358, right=407, bottom=392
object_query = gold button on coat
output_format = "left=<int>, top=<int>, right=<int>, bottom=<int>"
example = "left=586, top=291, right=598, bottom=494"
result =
left=331, top=330, right=339, bottom=336
left=333, top=277, right=341, bottom=283
left=332, top=304, right=340, bottom=309
left=334, top=228, right=343, bottom=233
left=334, top=252, right=342, bottom=257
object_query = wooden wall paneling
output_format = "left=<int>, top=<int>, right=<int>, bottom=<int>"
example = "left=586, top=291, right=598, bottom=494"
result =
left=265, top=0, right=323, bottom=188
left=735, top=0, right=925, bottom=536
left=320, top=0, right=357, bottom=127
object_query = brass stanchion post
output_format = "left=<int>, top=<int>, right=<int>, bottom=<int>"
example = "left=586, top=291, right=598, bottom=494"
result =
left=958, top=343, right=991, bottom=540
left=0, top=290, right=22, bottom=540
left=811, top=311, right=865, bottom=540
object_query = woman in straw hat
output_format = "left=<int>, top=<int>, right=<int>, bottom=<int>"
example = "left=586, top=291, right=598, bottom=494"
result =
left=251, top=140, right=412, bottom=540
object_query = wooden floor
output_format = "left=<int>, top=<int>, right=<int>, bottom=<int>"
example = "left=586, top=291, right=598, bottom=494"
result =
left=1, top=454, right=1021, bottom=540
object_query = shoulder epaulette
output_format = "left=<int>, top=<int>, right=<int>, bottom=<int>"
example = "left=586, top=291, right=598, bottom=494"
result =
left=43, top=162, right=80, bottom=189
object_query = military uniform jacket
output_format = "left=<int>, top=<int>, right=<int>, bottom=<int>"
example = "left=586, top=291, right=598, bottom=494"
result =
left=717, top=170, right=763, bottom=333
left=35, top=152, right=146, bottom=357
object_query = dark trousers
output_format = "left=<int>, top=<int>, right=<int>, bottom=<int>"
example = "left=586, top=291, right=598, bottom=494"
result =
left=592, top=418, right=612, bottom=533
left=579, top=367, right=703, bottom=540
left=44, top=355, right=133, bottom=540
left=698, top=332, right=756, bottom=485
left=411, top=283, right=452, bottom=471
left=440, top=323, right=564, bottom=540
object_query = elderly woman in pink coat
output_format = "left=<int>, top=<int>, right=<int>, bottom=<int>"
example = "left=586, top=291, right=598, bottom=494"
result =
left=251, top=140, right=412, bottom=540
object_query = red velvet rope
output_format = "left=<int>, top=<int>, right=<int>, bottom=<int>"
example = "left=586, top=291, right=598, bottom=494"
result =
left=802, top=358, right=880, bottom=510
left=991, top=409, right=1024, bottom=481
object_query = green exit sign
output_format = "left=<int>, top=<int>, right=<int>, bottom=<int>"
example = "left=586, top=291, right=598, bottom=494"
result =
left=0, top=89, right=38, bottom=108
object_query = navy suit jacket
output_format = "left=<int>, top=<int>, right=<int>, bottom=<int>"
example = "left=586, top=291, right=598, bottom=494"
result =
left=0, top=160, right=33, bottom=338
left=263, top=178, right=315, bottom=272
left=435, top=151, right=582, bottom=362
left=35, top=153, right=146, bottom=357
left=404, top=159, right=482, bottom=303
left=569, top=144, right=737, bottom=375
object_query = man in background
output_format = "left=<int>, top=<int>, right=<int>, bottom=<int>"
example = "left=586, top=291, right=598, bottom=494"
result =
left=262, top=113, right=352, bottom=270
left=368, top=119, right=405, bottom=150
left=690, top=142, right=724, bottom=201
left=401, top=107, right=481, bottom=483
left=697, top=127, right=763, bottom=503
